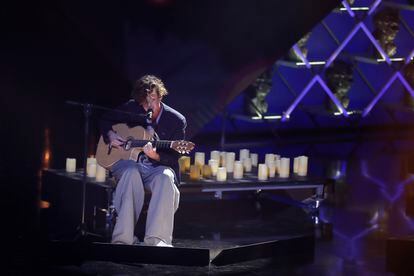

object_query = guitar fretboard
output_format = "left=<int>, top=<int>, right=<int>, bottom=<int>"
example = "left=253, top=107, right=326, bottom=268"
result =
left=130, top=140, right=172, bottom=149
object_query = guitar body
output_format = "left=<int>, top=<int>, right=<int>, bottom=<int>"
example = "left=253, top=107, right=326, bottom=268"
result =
left=96, top=124, right=152, bottom=169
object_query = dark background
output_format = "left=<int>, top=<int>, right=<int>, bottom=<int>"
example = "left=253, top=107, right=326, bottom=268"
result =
left=0, top=0, right=339, bottom=244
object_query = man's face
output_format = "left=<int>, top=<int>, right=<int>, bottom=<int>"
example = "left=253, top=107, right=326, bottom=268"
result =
left=145, top=87, right=162, bottom=109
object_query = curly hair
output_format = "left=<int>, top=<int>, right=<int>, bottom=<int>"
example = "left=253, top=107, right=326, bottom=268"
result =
left=131, top=75, right=168, bottom=103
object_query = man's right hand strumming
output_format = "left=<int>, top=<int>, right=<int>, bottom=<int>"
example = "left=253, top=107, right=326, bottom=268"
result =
left=108, top=130, right=126, bottom=149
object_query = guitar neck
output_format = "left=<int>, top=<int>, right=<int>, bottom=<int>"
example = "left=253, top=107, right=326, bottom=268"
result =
left=130, top=140, right=172, bottom=149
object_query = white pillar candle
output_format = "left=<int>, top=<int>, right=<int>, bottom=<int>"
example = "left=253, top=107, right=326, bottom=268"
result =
left=95, top=164, right=107, bottom=182
left=250, top=153, right=258, bottom=167
left=267, top=161, right=276, bottom=178
left=243, top=157, right=252, bottom=172
left=293, top=157, right=300, bottom=174
left=258, top=164, right=268, bottom=181
left=265, top=153, right=275, bottom=166
left=239, top=149, right=250, bottom=161
left=87, top=157, right=97, bottom=177
left=225, top=152, right=236, bottom=173
left=194, top=152, right=205, bottom=167
left=87, top=163, right=97, bottom=177
left=274, top=154, right=281, bottom=160
left=216, top=167, right=227, bottom=182
left=233, top=161, right=244, bottom=179
left=298, top=156, right=309, bottom=176
left=279, top=158, right=290, bottom=178
left=208, top=159, right=219, bottom=176
left=65, top=158, right=76, bottom=173
left=210, top=150, right=220, bottom=162
left=220, top=151, right=227, bottom=167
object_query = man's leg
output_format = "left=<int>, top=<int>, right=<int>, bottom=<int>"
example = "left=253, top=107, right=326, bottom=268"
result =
left=140, top=166, right=180, bottom=245
left=110, top=160, right=145, bottom=245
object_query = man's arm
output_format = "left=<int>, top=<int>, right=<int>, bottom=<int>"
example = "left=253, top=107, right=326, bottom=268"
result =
left=156, top=117, right=187, bottom=165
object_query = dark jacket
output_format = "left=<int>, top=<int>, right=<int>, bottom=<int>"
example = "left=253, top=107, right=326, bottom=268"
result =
left=99, top=99, right=187, bottom=184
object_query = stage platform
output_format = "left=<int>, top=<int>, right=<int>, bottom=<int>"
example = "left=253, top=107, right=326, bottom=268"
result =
left=40, top=168, right=322, bottom=267
left=45, top=234, right=314, bottom=267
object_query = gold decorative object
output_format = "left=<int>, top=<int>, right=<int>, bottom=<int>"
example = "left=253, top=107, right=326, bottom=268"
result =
left=244, top=70, right=272, bottom=116
left=325, top=60, right=353, bottom=112
left=373, top=8, right=400, bottom=57
left=288, top=32, right=311, bottom=62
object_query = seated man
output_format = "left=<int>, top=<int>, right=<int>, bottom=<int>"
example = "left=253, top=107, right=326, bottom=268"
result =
left=99, top=75, right=186, bottom=246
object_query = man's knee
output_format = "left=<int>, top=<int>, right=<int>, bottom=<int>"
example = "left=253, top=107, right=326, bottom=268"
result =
left=162, top=168, right=175, bottom=183
left=154, top=169, right=176, bottom=193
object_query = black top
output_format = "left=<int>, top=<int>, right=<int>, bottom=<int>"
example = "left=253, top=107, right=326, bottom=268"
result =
left=99, top=99, right=187, bottom=184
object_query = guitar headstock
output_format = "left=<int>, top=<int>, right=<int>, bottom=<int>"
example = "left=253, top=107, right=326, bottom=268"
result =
left=171, top=140, right=195, bottom=154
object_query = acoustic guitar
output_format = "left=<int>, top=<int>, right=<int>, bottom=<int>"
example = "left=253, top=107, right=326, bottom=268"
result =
left=96, top=124, right=195, bottom=168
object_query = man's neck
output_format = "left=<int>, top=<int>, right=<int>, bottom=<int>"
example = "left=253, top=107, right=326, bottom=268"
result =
left=151, top=103, right=162, bottom=122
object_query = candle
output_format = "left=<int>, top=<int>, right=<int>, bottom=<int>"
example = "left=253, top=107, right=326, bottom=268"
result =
left=233, top=161, right=244, bottom=179
left=293, top=157, right=300, bottom=174
left=210, top=150, right=220, bottom=162
left=265, top=153, right=275, bottom=166
left=217, top=167, right=227, bottom=182
left=220, top=151, right=226, bottom=167
left=298, top=156, right=309, bottom=176
left=179, top=156, right=191, bottom=173
left=202, top=164, right=212, bottom=178
left=279, top=158, right=290, bottom=178
left=87, top=157, right=97, bottom=177
left=190, top=165, right=201, bottom=181
left=267, top=161, right=276, bottom=178
left=87, top=163, right=97, bottom=177
left=66, top=158, right=76, bottom=173
left=194, top=152, right=205, bottom=167
left=243, top=157, right=252, bottom=172
left=183, top=156, right=191, bottom=172
left=258, top=164, right=268, bottom=181
left=208, top=159, right=219, bottom=176
left=250, top=153, right=258, bottom=167
left=225, top=152, right=236, bottom=173
left=239, top=149, right=250, bottom=161
left=95, top=164, right=107, bottom=182
left=275, top=158, right=281, bottom=175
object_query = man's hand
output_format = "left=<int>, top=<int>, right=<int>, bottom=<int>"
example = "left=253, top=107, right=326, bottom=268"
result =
left=108, top=130, right=126, bottom=149
left=143, top=142, right=160, bottom=161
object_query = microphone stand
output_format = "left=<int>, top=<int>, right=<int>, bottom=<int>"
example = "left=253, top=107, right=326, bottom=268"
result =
left=66, top=101, right=101, bottom=242
left=65, top=100, right=148, bottom=242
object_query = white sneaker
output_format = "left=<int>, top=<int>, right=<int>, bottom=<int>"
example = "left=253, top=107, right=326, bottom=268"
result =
left=144, top=237, right=173, bottom=247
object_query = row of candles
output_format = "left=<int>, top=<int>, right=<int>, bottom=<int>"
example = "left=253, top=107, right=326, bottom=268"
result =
left=65, top=157, right=107, bottom=182
left=179, top=149, right=309, bottom=182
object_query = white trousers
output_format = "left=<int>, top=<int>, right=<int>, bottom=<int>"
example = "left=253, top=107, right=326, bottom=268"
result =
left=110, top=159, right=180, bottom=245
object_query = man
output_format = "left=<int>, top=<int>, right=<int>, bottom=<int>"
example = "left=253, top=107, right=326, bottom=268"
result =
left=100, top=75, right=186, bottom=246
